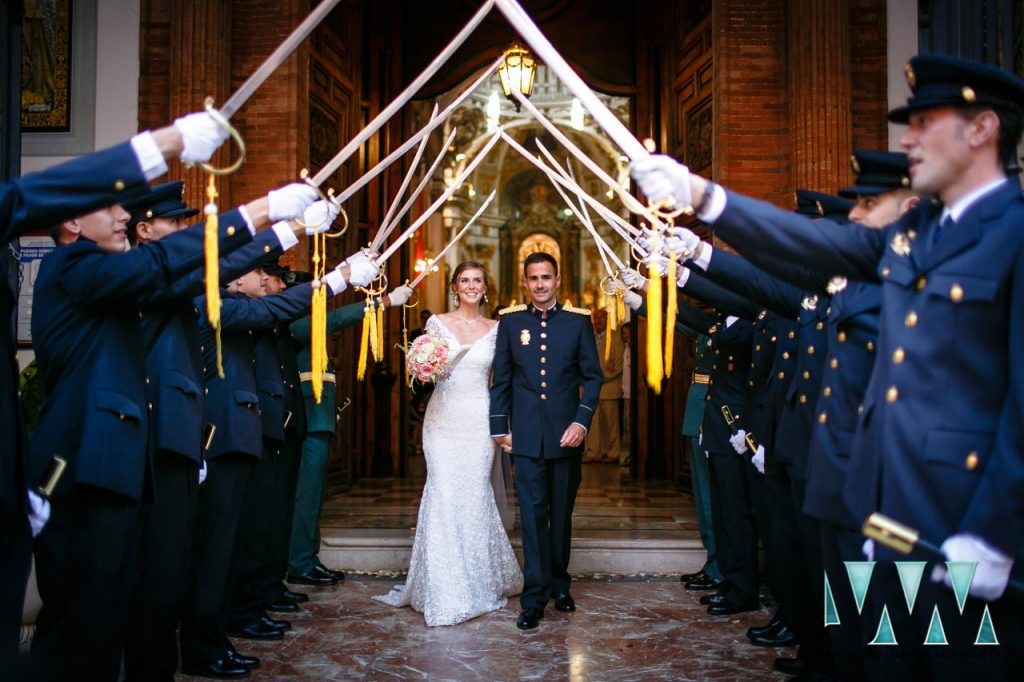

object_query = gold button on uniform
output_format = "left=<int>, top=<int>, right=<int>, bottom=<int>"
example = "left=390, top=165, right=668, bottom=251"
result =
left=905, top=311, right=918, bottom=327
left=965, top=451, right=979, bottom=471
left=800, top=395, right=807, bottom=404
left=540, top=394, right=547, bottom=400
left=771, top=336, right=777, bottom=342
left=263, top=245, right=271, bottom=253
left=816, top=322, right=824, bottom=331
left=540, top=357, right=546, bottom=364
left=783, top=352, right=790, bottom=360
left=788, top=331, right=795, bottom=339
left=950, top=283, right=964, bottom=302
left=838, top=331, right=847, bottom=343
left=755, top=345, right=761, bottom=352
left=114, top=180, right=125, bottom=191
left=807, top=345, right=815, bottom=355
left=541, top=321, right=547, bottom=328
left=824, top=386, right=832, bottom=397
left=145, top=377, right=150, bottom=385
left=886, top=386, right=899, bottom=403
left=540, top=332, right=547, bottom=339
left=916, top=277, right=927, bottom=291
left=778, top=372, right=785, bottom=380
left=541, top=382, right=547, bottom=388
left=881, top=266, right=890, bottom=278
left=540, top=344, right=547, bottom=351
left=803, top=371, right=810, bottom=380
left=892, top=347, right=905, bottom=364
left=227, top=226, right=235, bottom=236
left=148, top=402, right=154, bottom=411
left=830, top=358, right=839, bottom=369
left=818, top=412, right=828, bottom=424
left=540, top=369, right=546, bottom=376
left=118, top=413, right=126, bottom=421
left=866, top=341, right=875, bottom=352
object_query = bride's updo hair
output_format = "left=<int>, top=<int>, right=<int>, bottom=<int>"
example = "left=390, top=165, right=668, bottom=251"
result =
left=450, top=260, right=487, bottom=291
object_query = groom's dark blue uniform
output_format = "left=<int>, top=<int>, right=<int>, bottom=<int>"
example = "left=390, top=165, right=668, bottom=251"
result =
left=490, top=301, right=604, bottom=610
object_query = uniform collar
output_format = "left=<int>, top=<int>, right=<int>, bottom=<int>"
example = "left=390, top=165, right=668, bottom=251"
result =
left=530, top=300, right=558, bottom=318
left=940, top=177, right=1008, bottom=224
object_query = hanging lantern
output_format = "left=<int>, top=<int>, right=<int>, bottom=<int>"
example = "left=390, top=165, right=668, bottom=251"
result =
left=498, top=43, right=537, bottom=111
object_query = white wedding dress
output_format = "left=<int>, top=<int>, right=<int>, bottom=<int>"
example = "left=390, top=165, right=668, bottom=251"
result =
left=374, top=316, right=523, bottom=626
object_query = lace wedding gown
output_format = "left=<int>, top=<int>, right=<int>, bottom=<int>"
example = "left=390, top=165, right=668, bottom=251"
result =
left=374, top=316, right=523, bottom=626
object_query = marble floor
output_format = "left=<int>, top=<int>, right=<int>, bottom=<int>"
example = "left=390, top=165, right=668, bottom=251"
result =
left=179, top=577, right=789, bottom=681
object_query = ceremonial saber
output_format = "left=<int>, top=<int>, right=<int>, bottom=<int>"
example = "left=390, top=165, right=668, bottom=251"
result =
left=375, top=130, right=502, bottom=267
left=378, top=103, right=439, bottom=233
left=371, top=126, right=459, bottom=252
left=408, top=190, right=497, bottom=288
left=324, top=55, right=504, bottom=200
left=542, top=157, right=622, bottom=273
left=565, top=157, right=623, bottom=273
left=310, top=1, right=498, bottom=186
left=495, top=0, right=646, bottom=160
left=216, top=0, right=343, bottom=119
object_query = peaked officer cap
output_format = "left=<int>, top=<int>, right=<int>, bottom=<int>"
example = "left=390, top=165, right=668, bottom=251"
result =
left=840, top=149, right=911, bottom=197
left=794, top=189, right=853, bottom=221
left=888, top=53, right=1024, bottom=123
left=122, top=180, right=199, bottom=230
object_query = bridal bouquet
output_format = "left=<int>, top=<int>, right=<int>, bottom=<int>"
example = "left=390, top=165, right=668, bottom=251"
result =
left=406, top=333, right=452, bottom=383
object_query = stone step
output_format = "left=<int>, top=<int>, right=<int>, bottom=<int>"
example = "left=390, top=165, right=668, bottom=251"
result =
left=319, top=528, right=706, bottom=575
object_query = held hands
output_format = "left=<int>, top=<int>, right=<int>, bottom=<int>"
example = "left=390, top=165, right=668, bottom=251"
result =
left=751, top=445, right=765, bottom=474
left=933, top=534, right=1014, bottom=601
left=173, top=111, right=231, bottom=163
left=729, top=429, right=748, bottom=454
left=344, top=251, right=380, bottom=288
left=268, top=184, right=319, bottom=222
left=560, top=423, right=587, bottom=448
left=630, top=154, right=693, bottom=210
left=493, top=434, right=512, bottom=453
left=386, top=285, right=413, bottom=307
left=303, top=200, right=340, bottom=235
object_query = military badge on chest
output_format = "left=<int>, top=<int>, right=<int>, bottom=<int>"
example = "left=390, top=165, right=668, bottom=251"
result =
left=890, top=232, right=911, bottom=257
left=520, top=329, right=531, bottom=346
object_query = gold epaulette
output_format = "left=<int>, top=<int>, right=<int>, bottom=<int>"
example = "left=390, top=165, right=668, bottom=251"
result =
left=499, top=304, right=528, bottom=315
left=562, top=300, right=591, bottom=316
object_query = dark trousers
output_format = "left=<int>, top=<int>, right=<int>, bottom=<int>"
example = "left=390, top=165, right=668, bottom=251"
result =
left=124, top=452, right=199, bottom=682
left=788, top=474, right=826, bottom=664
left=707, top=451, right=759, bottom=602
left=820, top=520, right=865, bottom=681
left=513, top=454, right=581, bottom=610
left=180, top=454, right=253, bottom=667
left=288, top=433, right=331, bottom=575
left=744, top=455, right=777, bottom=600
left=686, top=436, right=722, bottom=581
left=763, top=457, right=799, bottom=624
left=262, top=432, right=303, bottom=604
left=230, top=441, right=279, bottom=626
left=0, top=505, right=32, bottom=671
left=30, top=486, right=141, bottom=682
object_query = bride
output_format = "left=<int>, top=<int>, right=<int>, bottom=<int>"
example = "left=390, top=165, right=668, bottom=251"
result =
left=374, top=261, right=523, bottom=626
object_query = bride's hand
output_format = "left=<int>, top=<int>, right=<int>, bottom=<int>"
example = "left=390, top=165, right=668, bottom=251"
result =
left=560, top=423, right=586, bottom=448
left=493, top=434, right=512, bottom=452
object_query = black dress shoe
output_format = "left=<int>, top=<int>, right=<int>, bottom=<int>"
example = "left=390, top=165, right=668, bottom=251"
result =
left=685, top=575, right=724, bottom=591
left=774, top=656, right=806, bottom=675
left=226, top=650, right=261, bottom=669
left=260, top=615, right=291, bottom=631
left=314, top=563, right=346, bottom=581
left=282, top=589, right=309, bottom=603
left=680, top=569, right=706, bottom=583
left=699, top=592, right=727, bottom=606
left=747, top=614, right=783, bottom=639
left=516, top=607, right=544, bottom=630
left=229, top=621, right=285, bottom=640
left=266, top=599, right=300, bottom=613
left=750, top=624, right=798, bottom=647
left=553, top=592, right=576, bottom=613
left=707, top=597, right=760, bottom=615
left=287, top=570, right=337, bottom=586
left=182, top=658, right=251, bottom=679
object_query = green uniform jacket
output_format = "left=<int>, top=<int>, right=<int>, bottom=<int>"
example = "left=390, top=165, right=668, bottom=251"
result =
left=289, top=301, right=367, bottom=436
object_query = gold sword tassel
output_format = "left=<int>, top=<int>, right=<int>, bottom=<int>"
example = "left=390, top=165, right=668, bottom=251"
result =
left=357, top=292, right=371, bottom=381
left=203, top=175, right=224, bottom=378
left=646, top=231, right=664, bottom=393
left=310, top=231, right=327, bottom=403
left=665, top=250, right=678, bottom=379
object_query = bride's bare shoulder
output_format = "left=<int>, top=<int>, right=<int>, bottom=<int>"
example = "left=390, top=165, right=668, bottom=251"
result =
left=483, top=318, right=498, bottom=330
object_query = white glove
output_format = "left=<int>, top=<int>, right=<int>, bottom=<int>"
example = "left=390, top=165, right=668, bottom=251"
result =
left=268, top=184, right=319, bottom=222
left=620, top=267, right=647, bottom=292
left=751, top=444, right=765, bottom=474
left=932, top=534, right=1014, bottom=602
left=729, top=429, right=748, bottom=454
left=698, top=430, right=703, bottom=447
left=198, top=459, right=208, bottom=485
left=630, top=154, right=693, bottom=210
left=387, top=285, right=413, bottom=307
left=173, top=111, right=231, bottom=163
left=622, top=290, right=643, bottom=311
left=665, top=226, right=701, bottom=257
left=27, top=489, right=50, bottom=538
left=345, top=251, right=380, bottom=288
left=303, top=200, right=340, bottom=235
left=862, top=538, right=875, bottom=561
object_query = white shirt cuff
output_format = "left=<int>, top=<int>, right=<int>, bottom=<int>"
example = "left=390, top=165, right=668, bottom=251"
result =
left=725, top=315, right=738, bottom=328
left=697, top=184, right=727, bottom=223
left=270, top=221, right=298, bottom=250
left=572, top=421, right=588, bottom=434
left=677, top=266, right=691, bottom=287
left=130, top=132, right=168, bottom=181
left=238, top=205, right=257, bottom=236
left=324, top=268, right=346, bottom=295
left=694, top=243, right=713, bottom=270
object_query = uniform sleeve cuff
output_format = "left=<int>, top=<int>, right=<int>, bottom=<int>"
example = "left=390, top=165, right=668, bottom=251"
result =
left=677, top=266, right=691, bottom=287
left=130, top=131, right=168, bottom=181
left=694, top=243, right=713, bottom=270
left=323, top=268, right=346, bottom=295
left=572, top=421, right=588, bottom=434
left=238, top=205, right=257, bottom=236
left=271, top=221, right=299, bottom=250
left=697, top=184, right=727, bottom=223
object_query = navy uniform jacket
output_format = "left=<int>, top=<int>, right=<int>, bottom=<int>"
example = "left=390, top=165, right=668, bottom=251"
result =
left=29, top=218, right=251, bottom=501
left=290, top=301, right=365, bottom=436
left=490, top=302, right=604, bottom=459
left=276, top=328, right=305, bottom=440
left=198, top=283, right=318, bottom=459
left=255, top=328, right=288, bottom=444
left=139, top=223, right=285, bottom=463
left=2, top=141, right=149, bottom=511
left=710, top=182, right=1024, bottom=560
left=675, top=302, right=753, bottom=455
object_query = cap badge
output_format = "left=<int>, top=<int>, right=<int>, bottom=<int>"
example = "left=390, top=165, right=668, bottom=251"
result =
left=961, top=86, right=977, bottom=103
left=520, top=329, right=531, bottom=346
left=904, top=63, right=916, bottom=89
left=849, top=155, right=861, bottom=174
left=890, top=232, right=911, bottom=257
left=901, top=176, right=910, bottom=187
left=827, top=276, right=848, bottom=295
left=815, top=200, right=825, bottom=217
left=801, top=294, right=819, bottom=311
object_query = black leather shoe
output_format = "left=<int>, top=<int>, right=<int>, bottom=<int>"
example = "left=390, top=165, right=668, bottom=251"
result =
left=229, top=621, right=285, bottom=640
left=680, top=569, right=706, bottom=583
left=553, top=592, right=576, bottom=613
left=750, top=624, right=798, bottom=647
left=260, top=615, right=291, bottom=631
left=182, top=658, right=251, bottom=679
left=747, top=614, right=783, bottom=639
left=287, top=570, right=337, bottom=586
left=314, top=563, right=346, bottom=581
left=226, top=650, right=260, bottom=669
left=516, top=607, right=544, bottom=630
left=266, top=599, right=299, bottom=613
left=685, top=575, right=724, bottom=591
left=699, top=592, right=727, bottom=606
left=282, top=589, right=309, bottom=603
left=707, top=597, right=760, bottom=615
left=774, top=656, right=806, bottom=675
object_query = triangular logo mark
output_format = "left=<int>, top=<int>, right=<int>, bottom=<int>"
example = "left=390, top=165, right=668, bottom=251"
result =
left=923, top=605, right=947, bottom=645
left=946, top=561, right=976, bottom=615
left=895, top=561, right=926, bottom=613
left=844, top=561, right=876, bottom=615
left=868, top=604, right=898, bottom=645
left=823, top=572, right=841, bottom=627
left=974, top=605, right=1000, bottom=645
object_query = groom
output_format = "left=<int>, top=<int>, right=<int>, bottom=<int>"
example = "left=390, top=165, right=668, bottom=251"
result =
left=490, top=252, right=604, bottom=630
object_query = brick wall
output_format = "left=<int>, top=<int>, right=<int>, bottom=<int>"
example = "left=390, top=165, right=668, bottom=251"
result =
left=850, top=0, right=889, bottom=153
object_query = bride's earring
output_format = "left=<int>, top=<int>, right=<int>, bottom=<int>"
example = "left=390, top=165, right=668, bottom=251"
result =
left=451, top=292, right=460, bottom=308
left=483, top=293, right=488, bottom=304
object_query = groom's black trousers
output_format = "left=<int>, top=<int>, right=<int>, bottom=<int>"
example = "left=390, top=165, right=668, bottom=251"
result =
left=513, top=454, right=581, bottom=610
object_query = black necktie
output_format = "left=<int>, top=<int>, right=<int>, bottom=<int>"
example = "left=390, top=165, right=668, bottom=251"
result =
left=932, top=215, right=953, bottom=249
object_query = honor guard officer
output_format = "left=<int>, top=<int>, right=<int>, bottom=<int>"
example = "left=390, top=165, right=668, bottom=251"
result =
left=632, top=52, right=1024, bottom=679
left=490, top=252, right=604, bottom=630
left=0, top=111, right=227, bottom=669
